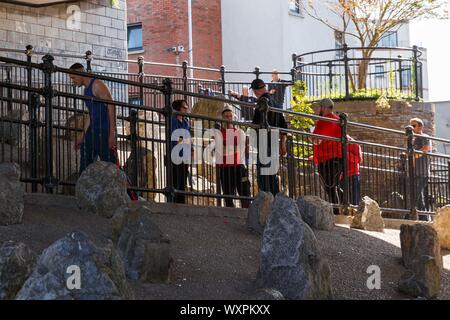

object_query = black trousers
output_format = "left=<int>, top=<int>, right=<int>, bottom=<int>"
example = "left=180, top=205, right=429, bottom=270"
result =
left=219, top=165, right=251, bottom=208
left=318, top=158, right=343, bottom=204
left=172, top=163, right=188, bottom=204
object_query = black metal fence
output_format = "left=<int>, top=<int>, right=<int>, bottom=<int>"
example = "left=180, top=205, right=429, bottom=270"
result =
left=1, top=50, right=449, bottom=220
left=293, top=45, right=424, bottom=102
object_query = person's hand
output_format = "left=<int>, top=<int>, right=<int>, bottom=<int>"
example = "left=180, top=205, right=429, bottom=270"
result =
left=108, top=134, right=116, bottom=149
left=269, top=89, right=276, bottom=94
left=74, top=134, right=84, bottom=151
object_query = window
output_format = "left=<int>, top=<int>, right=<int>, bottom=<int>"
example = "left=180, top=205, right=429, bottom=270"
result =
left=401, top=69, right=412, bottom=88
left=289, top=0, right=301, bottom=14
left=375, top=65, right=385, bottom=78
left=379, top=31, right=398, bottom=47
left=127, top=23, right=143, bottom=52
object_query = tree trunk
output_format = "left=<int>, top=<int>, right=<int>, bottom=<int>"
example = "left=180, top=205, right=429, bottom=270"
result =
left=357, top=51, right=370, bottom=90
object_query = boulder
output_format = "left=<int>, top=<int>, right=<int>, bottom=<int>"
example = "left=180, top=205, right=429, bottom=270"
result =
left=246, top=192, right=274, bottom=234
left=257, top=193, right=332, bottom=300
left=432, top=205, right=450, bottom=250
left=114, top=203, right=172, bottom=283
left=124, top=147, right=157, bottom=201
left=0, top=109, right=29, bottom=147
left=351, top=196, right=385, bottom=232
left=65, top=113, right=90, bottom=142
left=75, top=161, right=130, bottom=219
left=296, top=196, right=334, bottom=231
left=192, top=97, right=236, bottom=129
left=0, top=163, right=24, bottom=226
left=399, top=224, right=442, bottom=299
left=252, top=288, right=285, bottom=300
left=0, top=241, right=36, bottom=300
left=16, top=231, right=134, bottom=300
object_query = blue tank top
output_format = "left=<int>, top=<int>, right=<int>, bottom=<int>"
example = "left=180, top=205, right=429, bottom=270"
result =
left=84, top=79, right=109, bottom=132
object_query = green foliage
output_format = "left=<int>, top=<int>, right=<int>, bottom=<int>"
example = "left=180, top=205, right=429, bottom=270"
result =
left=288, top=81, right=315, bottom=161
left=289, top=80, right=315, bottom=131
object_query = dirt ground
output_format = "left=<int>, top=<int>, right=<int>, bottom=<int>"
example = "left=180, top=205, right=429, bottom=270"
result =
left=1, top=196, right=449, bottom=300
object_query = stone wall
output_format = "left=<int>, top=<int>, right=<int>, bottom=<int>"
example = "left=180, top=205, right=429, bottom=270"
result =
left=0, top=0, right=128, bottom=72
left=332, top=100, right=436, bottom=149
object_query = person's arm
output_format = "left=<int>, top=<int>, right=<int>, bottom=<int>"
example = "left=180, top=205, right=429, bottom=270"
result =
left=414, top=137, right=431, bottom=158
left=93, top=81, right=116, bottom=149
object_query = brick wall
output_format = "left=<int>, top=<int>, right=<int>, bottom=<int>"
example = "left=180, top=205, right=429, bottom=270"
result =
left=127, top=0, right=222, bottom=79
left=0, top=0, right=128, bottom=72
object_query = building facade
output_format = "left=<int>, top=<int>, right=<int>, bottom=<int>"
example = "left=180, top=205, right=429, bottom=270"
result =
left=221, top=0, right=429, bottom=100
left=126, top=0, right=222, bottom=79
left=0, top=0, right=128, bottom=72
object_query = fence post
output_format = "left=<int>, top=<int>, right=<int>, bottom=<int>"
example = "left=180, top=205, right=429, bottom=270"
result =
left=412, top=45, right=420, bottom=101
left=29, top=93, right=39, bottom=193
left=398, top=55, right=403, bottom=92
left=85, top=50, right=93, bottom=72
left=182, top=60, right=188, bottom=92
left=406, top=126, right=418, bottom=220
left=448, top=161, right=450, bottom=203
left=254, top=66, right=261, bottom=80
left=343, top=44, right=350, bottom=100
left=41, top=54, right=57, bottom=193
left=287, top=135, right=295, bottom=198
left=130, top=109, right=139, bottom=190
left=327, top=60, right=333, bottom=91
left=6, top=65, right=12, bottom=113
left=220, top=65, right=226, bottom=95
left=400, top=152, right=408, bottom=210
left=138, top=56, right=144, bottom=104
left=340, top=113, right=349, bottom=211
left=163, top=78, right=174, bottom=203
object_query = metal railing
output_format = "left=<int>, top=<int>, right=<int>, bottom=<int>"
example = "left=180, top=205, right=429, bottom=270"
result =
left=293, top=45, right=424, bottom=102
left=1, top=50, right=449, bottom=220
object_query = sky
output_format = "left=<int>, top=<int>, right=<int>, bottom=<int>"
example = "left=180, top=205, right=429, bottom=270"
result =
left=410, top=18, right=450, bottom=102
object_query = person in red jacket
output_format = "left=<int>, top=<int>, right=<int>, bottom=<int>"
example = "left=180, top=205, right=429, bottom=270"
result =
left=218, top=107, right=251, bottom=208
left=312, top=98, right=343, bottom=205
left=346, top=136, right=363, bottom=205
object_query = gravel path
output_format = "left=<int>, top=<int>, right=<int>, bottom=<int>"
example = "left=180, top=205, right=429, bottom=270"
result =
left=1, top=198, right=449, bottom=300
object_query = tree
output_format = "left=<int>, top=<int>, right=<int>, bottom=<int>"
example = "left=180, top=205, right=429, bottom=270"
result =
left=304, top=0, right=448, bottom=90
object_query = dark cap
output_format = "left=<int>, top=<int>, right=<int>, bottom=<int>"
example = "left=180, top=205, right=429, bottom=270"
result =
left=250, top=78, right=266, bottom=90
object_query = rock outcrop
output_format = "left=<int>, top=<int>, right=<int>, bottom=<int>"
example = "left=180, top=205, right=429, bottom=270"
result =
left=0, top=163, right=24, bottom=226
left=351, top=196, right=384, bottom=232
left=296, top=196, right=334, bottom=231
left=246, top=192, right=274, bottom=234
left=257, top=193, right=332, bottom=300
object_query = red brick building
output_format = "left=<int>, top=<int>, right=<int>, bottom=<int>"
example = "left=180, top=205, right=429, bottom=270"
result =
left=127, top=0, right=223, bottom=79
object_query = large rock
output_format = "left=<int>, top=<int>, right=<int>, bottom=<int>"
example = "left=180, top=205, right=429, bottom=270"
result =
left=76, top=161, right=130, bottom=219
left=432, top=205, right=450, bottom=250
left=0, top=241, right=36, bottom=300
left=114, top=203, right=172, bottom=283
left=0, top=163, right=24, bottom=225
left=399, top=224, right=442, bottom=299
left=351, top=196, right=385, bottom=232
left=16, top=231, right=134, bottom=300
left=296, top=196, right=334, bottom=231
left=257, top=193, right=332, bottom=300
left=0, top=109, right=29, bottom=147
left=124, top=146, right=157, bottom=201
left=246, top=192, right=274, bottom=234
left=192, top=97, right=236, bottom=129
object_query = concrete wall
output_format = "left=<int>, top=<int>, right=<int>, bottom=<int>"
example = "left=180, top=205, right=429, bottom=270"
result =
left=0, top=0, right=128, bottom=72
left=433, top=101, right=450, bottom=154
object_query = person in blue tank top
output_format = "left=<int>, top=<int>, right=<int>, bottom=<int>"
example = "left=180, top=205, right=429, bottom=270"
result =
left=69, top=63, right=118, bottom=174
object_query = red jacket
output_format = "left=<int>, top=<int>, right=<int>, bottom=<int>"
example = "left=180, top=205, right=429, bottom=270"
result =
left=347, top=140, right=362, bottom=177
left=312, top=114, right=342, bottom=163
